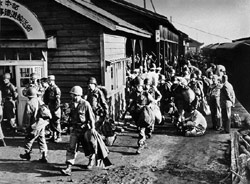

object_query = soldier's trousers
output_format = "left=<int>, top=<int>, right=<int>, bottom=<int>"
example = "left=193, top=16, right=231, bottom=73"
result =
left=24, top=127, right=47, bottom=155
left=3, top=99, right=16, bottom=128
left=138, top=124, right=154, bottom=146
left=209, top=97, right=222, bottom=130
left=221, top=106, right=232, bottom=133
left=66, top=129, right=97, bottom=165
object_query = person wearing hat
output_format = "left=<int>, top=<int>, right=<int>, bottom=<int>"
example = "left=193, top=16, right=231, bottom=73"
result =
left=207, top=74, right=223, bottom=130
left=0, top=89, right=6, bottom=146
left=126, top=77, right=155, bottom=154
left=85, top=77, right=109, bottom=132
left=22, top=72, right=43, bottom=98
left=20, top=87, right=49, bottom=163
left=47, top=75, right=62, bottom=142
left=61, top=86, right=106, bottom=175
left=148, top=64, right=159, bottom=88
left=220, top=75, right=235, bottom=134
left=1, top=73, right=18, bottom=133
left=40, top=77, right=50, bottom=105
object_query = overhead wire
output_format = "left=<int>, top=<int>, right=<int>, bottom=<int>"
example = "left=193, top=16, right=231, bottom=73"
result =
left=172, top=20, right=232, bottom=41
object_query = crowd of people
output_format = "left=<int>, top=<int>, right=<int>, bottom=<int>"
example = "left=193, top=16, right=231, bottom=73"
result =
left=0, top=73, right=112, bottom=176
left=125, top=53, right=235, bottom=153
left=0, top=53, right=236, bottom=176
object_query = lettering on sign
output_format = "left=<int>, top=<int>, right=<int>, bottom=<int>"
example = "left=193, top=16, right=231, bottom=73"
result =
left=0, top=0, right=33, bottom=32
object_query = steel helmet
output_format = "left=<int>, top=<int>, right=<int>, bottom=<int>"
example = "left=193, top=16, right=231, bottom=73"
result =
left=134, top=77, right=144, bottom=86
left=144, top=78, right=152, bottom=85
left=48, top=75, right=55, bottom=81
left=3, top=73, right=11, bottom=80
left=30, top=73, right=39, bottom=79
left=26, top=87, right=38, bottom=98
left=70, top=86, right=83, bottom=96
left=88, top=77, right=97, bottom=85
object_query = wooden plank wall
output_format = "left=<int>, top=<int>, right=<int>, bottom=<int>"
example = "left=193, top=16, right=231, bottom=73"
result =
left=17, top=0, right=102, bottom=102
left=103, top=34, right=126, bottom=119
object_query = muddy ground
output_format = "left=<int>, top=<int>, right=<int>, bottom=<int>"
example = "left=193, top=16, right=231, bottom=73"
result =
left=2, top=100, right=249, bottom=184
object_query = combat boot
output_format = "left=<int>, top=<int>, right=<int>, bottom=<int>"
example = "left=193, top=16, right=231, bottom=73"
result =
left=87, top=154, right=96, bottom=170
left=20, top=152, right=31, bottom=161
left=61, top=164, right=72, bottom=176
left=38, top=152, right=48, bottom=163
left=136, top=142, right=146, bottom=154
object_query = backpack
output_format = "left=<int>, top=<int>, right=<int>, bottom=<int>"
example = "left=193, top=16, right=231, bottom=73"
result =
left=97, top=85, right=108, bottom=100
left=37, top=101, right=52, bottom=120
left=138, top=105, right=155, bottom=127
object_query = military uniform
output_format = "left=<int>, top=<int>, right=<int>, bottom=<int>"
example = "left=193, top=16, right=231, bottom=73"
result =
left=183, top=110, right=207, bottom=137
left=129, top=89, right=154, bottom=153
left=47, top=83, right=62, bottom=141
left=86, top=78, right=109, bottom=133
left=207, top=82, right=222, bottom=130
left=20, top=87, right=49, bottom=162
left=220, top=77, right=235, bottom=133
left=0, top=90, right=5, bottom=146
left=62, top=86, right=100, bottom=175
left=2, top=80, right=18, bottom=129
left=65, top=98, right=96, bottom=165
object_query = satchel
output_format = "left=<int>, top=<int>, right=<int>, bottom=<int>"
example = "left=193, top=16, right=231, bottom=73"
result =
left=200, top=98, right=211, bottom=116
left=38, top=103, right=52, bottom=120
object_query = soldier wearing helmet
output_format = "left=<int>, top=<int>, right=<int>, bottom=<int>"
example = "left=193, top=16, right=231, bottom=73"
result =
left=22, top=72, right=43, bottom=98
left=61, top=86, right=109, bottom=175
left=1, top=73, right=18, bottom=133
left=20, top=87, right=49, bottom=163
left=85, top=77, right=109, bottom=131
left=125, top=76, right=155, bottom=154
left=46, top=75, right=62, bottom=143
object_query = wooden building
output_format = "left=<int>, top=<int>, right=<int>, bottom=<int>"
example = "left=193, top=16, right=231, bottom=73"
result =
left=0, top=0, right=152, bottom=125
left=0, top=0, right=181, bottom=125
left=91, top=0, right=180, bottom=72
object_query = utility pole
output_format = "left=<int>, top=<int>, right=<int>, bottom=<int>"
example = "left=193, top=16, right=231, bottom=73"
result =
left=143, top=0, right=146, bottom=9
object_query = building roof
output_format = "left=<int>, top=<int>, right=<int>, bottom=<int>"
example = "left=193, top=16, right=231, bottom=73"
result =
left=187, top=37, right=204, bottom=46
left=53, top=0, right=152, bottom=38
left=101, top=0, right=180, bottom=34
left=217, top=40, right=250, bottom=50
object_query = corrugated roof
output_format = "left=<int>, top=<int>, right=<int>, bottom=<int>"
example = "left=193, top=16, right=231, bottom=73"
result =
left=54, top=0, right=151, bottom=38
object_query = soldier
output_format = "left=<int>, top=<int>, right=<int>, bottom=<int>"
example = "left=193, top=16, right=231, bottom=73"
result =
left=19, top=87, right=50, bottom=162
left=220, top=75, right=235, bottom=133
left=1, top=73, right=18, bottom=132
left=61, top=86, right=97, bottom=175
left=47, top=75, right=62, bottom=142
left=85, top=77, right=109, bottom=132
left=207, top=75, right=222, bottom=130
left=144, top=77, right=162, bottom=129
left=182, top=109, right=207, bottom=137
left=0, top=89, right=6, bottom=146
left=40, top=77, right=50, bottom=105
left=127, top=77, right=155, bottom=154
left=22, top=73, right=43, bottom=98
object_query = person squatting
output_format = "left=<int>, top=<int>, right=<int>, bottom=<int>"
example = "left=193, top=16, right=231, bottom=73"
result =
left=2, top=54, right=235, bottom=175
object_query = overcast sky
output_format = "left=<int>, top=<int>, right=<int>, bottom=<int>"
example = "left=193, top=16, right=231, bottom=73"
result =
left=126, top=0, right=250, bottom=45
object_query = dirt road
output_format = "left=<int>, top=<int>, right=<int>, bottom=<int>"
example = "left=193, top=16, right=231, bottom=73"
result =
left=0, top=121, right=231, bottom=184
left=4, top=100, right=250, bottom=184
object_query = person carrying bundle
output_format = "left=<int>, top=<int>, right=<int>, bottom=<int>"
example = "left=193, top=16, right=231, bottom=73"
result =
left=126, top=77, right=155, bottom=154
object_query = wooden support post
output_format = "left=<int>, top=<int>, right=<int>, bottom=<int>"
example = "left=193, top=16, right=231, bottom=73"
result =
left=131, top=39, right=136, bottom=71
left=162, top=41, right=166, bottom=74
left=139, top=39, right=143, bottom=67
left=157, top=41, right=160, bottom=67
